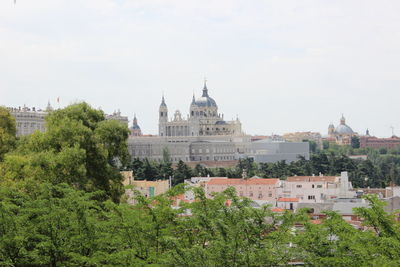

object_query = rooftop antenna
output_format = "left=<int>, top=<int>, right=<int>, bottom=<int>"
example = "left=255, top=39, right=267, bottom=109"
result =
left=390, top=126, right=395, bottom=137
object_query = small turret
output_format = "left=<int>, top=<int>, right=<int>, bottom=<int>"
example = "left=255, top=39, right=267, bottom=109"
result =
left=46, top=101, right=54, bottom=112
left=340, top=114, right=346, bottom=125
left=328, top=123, right=335, bottom=135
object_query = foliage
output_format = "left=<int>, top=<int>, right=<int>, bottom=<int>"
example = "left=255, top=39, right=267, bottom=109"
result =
left=0, top=103, right=130, bottom=202
left=351, top=136, right=360, bottom=149
left=0, top=107, right=16, bottom=161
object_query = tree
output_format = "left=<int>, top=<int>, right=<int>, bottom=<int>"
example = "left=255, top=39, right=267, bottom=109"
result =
left=351, top=136, right=360, bottom=149
left=159, top=147, right=173, bottom=179
left=173, top=160, right=192, bottom=185
left=307, top=140, right=318, bottom=153
left=0, top=103, right=130, bottom=202
left=0, top=107, right=16, bottom=161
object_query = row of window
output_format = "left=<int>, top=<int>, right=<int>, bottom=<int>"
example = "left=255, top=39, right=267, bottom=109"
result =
left=191, top=148, right=235, bottom=153
left=296, top=184, right=323, bottom=188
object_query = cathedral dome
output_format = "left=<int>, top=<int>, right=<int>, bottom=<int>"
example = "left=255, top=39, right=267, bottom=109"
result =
left=334, top=115, right=353, bottom=135
left=335, top=124, right=354, bottom=135
left=195, top=96, right=217, bottom=107
left=194, top=82, right=217, bottom=108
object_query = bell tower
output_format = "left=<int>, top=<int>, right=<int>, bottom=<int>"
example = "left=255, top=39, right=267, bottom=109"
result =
left=159, top=95, right=168, bottom=136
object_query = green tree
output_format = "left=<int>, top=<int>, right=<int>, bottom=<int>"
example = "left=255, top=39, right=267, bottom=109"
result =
left=0, top=107, right=16, bottom=161
left=159, top=147, right=173, bottom=180
left=0, top=103, right=130, bottom=202
left=351, top=136, right=360, bottom=149
left=173, top=160, right=192, bottom=185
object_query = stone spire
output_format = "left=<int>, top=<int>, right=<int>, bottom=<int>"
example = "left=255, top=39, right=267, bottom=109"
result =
left=202, top=78, right=209, bottom=97
left=46, top=101, right=54, bottom=111
left=160, top=95, right=167, bottom=107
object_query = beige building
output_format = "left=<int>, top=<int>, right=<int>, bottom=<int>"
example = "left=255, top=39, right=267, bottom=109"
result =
left=205, top=177, right=280, bottom=203
left=283, top=131, right=322, bottom=147
left=121, top=171, right=170, bottom=204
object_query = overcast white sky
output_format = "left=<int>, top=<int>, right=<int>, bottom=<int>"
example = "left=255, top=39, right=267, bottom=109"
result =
left=1, top=0, right=399, bottom=137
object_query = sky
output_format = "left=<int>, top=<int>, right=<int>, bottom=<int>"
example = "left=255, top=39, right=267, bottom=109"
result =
left=1, top=0, right=399, bottom=137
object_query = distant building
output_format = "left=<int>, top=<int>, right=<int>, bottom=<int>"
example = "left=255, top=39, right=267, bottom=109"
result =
left=125, top=179, right=170, bottom=205
left=7, top=103, right=52, bottom=136
left=327, top=115, right=358, bottom=145
left=359, top=135, right=400, bottom=149
left=128, top=81, right=309, bottom=164
left=247, top=139, right=310, bottom=163
left=283, top=131, right=322, bottom=147
left=158, top=81, right=242, bottom=137
left=205, top=177, right=280, bottom=203
left=7, top=103, right=129, bottom=136
left=278, top=172, right=356, bottom=203
left=128, top=82, right=250, bottom=163
left=276, top=198, right=299, bottom=210
left=130, top=114, right=142, bottom=136
left=105, top=110, right=129, bottom=126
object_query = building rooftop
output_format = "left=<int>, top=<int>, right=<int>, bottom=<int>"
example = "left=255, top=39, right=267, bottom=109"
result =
left=278, top=197, right=300, bottom=202
left=208, top=178, right=279, bottom=186
left=286, top=176, right=337, bottom=182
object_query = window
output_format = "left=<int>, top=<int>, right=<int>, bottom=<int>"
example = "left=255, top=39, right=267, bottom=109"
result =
left=249, top=192, right=253, bottom=197
left=312, top=184, right=315, bottom=188
left=296, top=185, right=302, bottom=188
left=317, top=185, right=323, bottom=188
left=308, top=195, right=315, bottom=200
left=268, top=192, right=272, bottom=197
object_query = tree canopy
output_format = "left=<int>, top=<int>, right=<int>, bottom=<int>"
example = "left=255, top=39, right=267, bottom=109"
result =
left=0, top=102, right=130, bottom=202
left=0, top=107, right=16, bottom=161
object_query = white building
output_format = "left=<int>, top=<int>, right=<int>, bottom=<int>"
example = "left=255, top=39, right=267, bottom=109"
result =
left=278, top=172, right=356, bottom=203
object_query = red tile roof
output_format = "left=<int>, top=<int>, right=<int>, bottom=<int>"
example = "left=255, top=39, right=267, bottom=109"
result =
left=271, top=207, right=285, bottom=212
left=278, top=198, right=299, bottom=202
left=207, top=178, right=279, bottom=186
left=286, top=176, right=337, bottom=182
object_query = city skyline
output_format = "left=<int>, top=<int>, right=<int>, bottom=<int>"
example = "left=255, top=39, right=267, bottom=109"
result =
left=1, top=1, right=399, bottom=137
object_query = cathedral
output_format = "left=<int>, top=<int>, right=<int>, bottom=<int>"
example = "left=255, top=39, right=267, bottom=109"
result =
left=158, top=81, right=242, bottom=137
left=128, top=81, right=250, bottom=163
left=327, top=115, right=358, bottom=145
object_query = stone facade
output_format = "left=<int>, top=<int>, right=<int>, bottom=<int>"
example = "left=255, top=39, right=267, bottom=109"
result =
left=7, top=103, right=128, bottom=137
left=158, top=81, right=242, bottom=137
left=129, top=82, right=250, bottom=163
left=7, top=103, right=52, bottom=136
left=105, top=110, right=129, bottom=126
left=128, top=82, right=311, bottom=164
left=128, top=134, right=251, bottom=163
